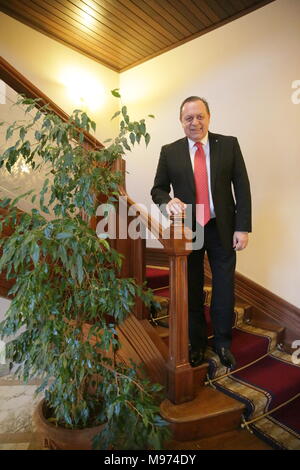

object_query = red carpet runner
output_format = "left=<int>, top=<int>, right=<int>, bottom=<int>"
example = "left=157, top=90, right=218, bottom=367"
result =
left=146, top=266, right=300, bottom=450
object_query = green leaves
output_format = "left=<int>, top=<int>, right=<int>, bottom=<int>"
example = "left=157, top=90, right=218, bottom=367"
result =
left=31, top=243, right=40, bottom=267
left=55, top=232, right=73, bottom=240
left=6, top=123, right=16, bottom=140
left=92, top=363, right=170, bottom=450
left=121, top=105, right=129, bottom=123
left=19, top=126, right=26, bottom=141
left=145, top=132, right=151, bottom=147
left=0, top=92, right=163, bottom=447
left=129, top=132, right=135, bottom=146
left=76, top=254, right=84, bottom=284
left=111, top=88, right=121, bottom=98
left=111, top=110, right=121, bottom=121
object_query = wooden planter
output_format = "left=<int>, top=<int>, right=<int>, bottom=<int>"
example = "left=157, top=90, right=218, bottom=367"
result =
left=33, top=399, right=105, bottom=450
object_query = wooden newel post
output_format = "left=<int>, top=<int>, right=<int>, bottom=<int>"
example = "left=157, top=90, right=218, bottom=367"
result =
left=163, top=215, right=195, bottom=404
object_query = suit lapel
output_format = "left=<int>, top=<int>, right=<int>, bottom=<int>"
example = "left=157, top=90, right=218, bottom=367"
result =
left=208, top=132, right=220, bottom=194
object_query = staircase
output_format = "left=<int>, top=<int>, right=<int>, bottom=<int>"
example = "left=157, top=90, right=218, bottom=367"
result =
left=146, top=266, right=300, bottom=450
left=2, top=58, right=297, bottom=450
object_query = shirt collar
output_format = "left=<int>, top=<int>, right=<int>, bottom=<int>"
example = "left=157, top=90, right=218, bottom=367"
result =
left=188, top=132, right=209, bottom=150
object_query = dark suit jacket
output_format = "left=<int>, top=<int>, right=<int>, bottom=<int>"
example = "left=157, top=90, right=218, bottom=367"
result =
left=151, top=132, right=252, bottom=251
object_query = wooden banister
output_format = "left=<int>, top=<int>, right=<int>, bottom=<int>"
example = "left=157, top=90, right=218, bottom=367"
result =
left=114, top=157, right=195, bottom=404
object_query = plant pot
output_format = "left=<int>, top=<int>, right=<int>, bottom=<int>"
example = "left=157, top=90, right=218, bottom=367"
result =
left=33, top=399, right=105, bottom=450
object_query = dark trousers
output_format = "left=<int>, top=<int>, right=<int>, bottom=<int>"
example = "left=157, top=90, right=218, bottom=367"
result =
left=188, top=218, right=236, bottom=351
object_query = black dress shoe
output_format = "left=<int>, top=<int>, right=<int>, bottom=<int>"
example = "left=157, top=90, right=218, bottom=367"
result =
left=215, top=347, right=236, bottom=369
left=189, top=349, right=205, bottom=367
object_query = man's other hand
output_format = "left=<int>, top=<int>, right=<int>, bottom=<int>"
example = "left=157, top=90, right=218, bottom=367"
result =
left=233, top=231, right=249, bottom=251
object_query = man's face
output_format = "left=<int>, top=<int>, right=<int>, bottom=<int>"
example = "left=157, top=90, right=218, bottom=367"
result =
left=180, top=100, right=210, bottom=142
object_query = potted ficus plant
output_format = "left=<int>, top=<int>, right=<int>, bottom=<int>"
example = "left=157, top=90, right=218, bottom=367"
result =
left=0, top=91, right=170, bottom=450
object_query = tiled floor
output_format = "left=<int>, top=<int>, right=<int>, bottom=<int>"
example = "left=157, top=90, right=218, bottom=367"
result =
left=0, top=370, right=43, bottom=450
left=0, top=366, right=272, bottom=451
left=0, top=373, right=272, bottom=451
left=0, top=433, right=32, bottom=450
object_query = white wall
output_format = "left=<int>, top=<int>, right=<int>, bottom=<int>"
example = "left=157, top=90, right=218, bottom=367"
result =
left=0, top=297, right=11, bottom=348
left=0, top=12, right=120, bottom=142
left=0, top=298, right=10, bottom=323
left=120, top=0, right=300, bottom=308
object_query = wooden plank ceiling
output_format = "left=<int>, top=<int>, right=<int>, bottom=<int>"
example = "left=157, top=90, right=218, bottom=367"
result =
left=0, top=0, right=275, bottom=72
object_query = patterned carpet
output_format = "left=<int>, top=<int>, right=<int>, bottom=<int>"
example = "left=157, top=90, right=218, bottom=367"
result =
left=146, top=266, right=300, bottom=450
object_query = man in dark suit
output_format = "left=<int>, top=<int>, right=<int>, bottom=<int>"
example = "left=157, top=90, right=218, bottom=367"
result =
left=151, top=96, right=251, bottom=369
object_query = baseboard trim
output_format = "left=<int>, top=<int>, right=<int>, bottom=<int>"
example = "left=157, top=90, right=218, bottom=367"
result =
left=146, top=247, right=300, bottom=346
left=234, top=272, right=300, bottom=346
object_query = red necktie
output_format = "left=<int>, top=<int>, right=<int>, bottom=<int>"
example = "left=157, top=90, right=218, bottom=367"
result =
left=194, top=142, right=211, bottom=226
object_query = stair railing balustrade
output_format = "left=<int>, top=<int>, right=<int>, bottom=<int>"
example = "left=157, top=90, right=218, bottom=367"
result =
left=110, top=157, right=195, bottom=404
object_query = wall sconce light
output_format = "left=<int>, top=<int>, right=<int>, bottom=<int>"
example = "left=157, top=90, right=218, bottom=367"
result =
left=60, top=68, right=105, bottom=112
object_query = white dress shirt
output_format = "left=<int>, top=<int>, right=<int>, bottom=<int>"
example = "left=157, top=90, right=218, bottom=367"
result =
left=188, top=135, right=216, bottom=218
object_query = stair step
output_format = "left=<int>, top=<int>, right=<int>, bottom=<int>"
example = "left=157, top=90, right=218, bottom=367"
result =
left=160, top=385, right=245, bottom=441
left=152, top=324, right=169, bottom=339
left=146, top=266, right=169, bottom=290
left=207, top=326, right=279, bottom=380
left=228, top=353, right=300, bottom=414
left=165, top=428, right=273, bottom=450
left=247, top=318, right=285, bottom=344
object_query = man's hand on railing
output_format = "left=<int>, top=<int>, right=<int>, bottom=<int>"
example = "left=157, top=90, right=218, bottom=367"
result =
left=166, top=198, right=187, bottom=216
